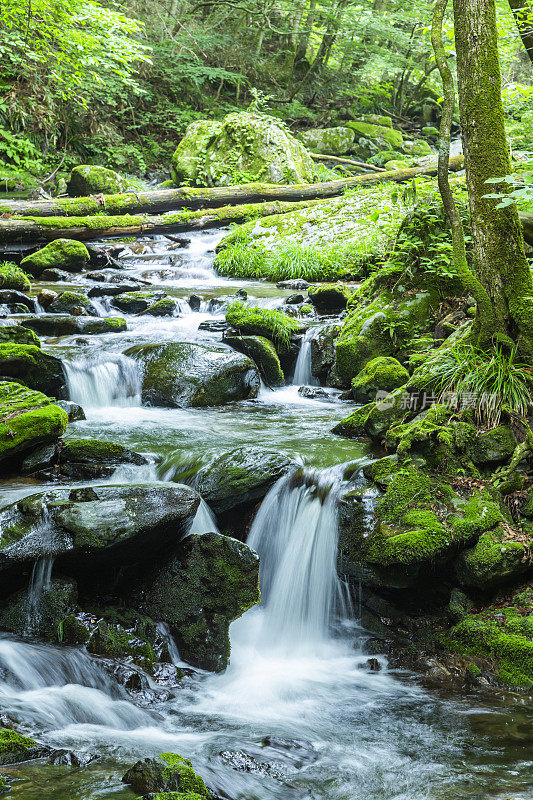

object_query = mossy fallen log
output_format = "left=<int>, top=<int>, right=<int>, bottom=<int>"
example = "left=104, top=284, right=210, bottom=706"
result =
left=0, top=157, right=465, bottom=222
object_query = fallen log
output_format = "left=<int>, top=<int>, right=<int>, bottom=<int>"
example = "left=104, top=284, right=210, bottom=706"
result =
left=309, top=153, right=386, bottom=172
left=0, top=199, right=323, bottom=244
left=0, top=156, right=463, bottom=221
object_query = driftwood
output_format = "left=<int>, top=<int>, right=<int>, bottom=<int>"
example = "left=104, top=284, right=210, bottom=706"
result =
left=0, top=156, right=464, bottom=222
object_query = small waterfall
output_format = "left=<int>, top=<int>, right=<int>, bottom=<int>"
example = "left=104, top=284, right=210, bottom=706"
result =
left=65, top=355, right=141, bottom=408
left=23, top=510, right=54, bottom=637
left=189, top=498, right=220, bottom=536
left=247, top=469, right=350, bottom=650
left=293, top=329, right=318, bottom=386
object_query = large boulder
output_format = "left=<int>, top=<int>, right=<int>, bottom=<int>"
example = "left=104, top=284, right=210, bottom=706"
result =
left=48, top=291, right=99, bottom=317
left=0, top=324, right=40, bottom=347
left=139, top=532, right=260, bottom=671
left=0, top=484, right=199, bottom=573
left=307, top=283, right=352, bottom=312
left=18, top=314, right=127, bottom=336
left=172, top=112, right=322, bottom=187
left=223, top=334, right=284, bottom=386
left=21, top=437, right=148, bottom=479
left=351, top=356, right=409, bottom=403
left=454, top=530, right=530, bottom=590
left=20, top=239, right=90, bottom=277
left=0, top=381, right=68, bottom=464
left=344, top=120, right=404, bottom=159
left=126, top=341, right=260, bottom=407
left=296, top=127, right=356, bottom=155
left=0, top=343, right=66, bottom=398
left=193, top=446, right=297, bottom=513
left=67, top=165, right=129, bottom=196
left=310, top=323, right=341, bottom=382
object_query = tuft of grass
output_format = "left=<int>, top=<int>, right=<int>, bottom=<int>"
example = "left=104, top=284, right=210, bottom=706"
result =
left=225, top=301, right=301, bottom=350
left=0, top=261, right=31, bottom=292
left=420, top=344, right=531, bottom=427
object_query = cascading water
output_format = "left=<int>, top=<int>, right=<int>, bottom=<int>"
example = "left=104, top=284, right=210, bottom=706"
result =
left=189, top=498, right=220, bottom=536
left=247, top=469, right=349, bottom=649
left=23, top=510, right=55, bottom=637
left=293, top=328, right=318, bottom=386
left=65, top=354, right=141, bottom=408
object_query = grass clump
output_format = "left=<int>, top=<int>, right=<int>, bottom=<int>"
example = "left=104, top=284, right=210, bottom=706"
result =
left=225, top=301, right=302, bottom=350
left=0, top=261, right=31, bottom=291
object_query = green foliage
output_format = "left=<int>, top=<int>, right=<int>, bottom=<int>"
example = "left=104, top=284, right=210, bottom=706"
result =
left=418, top=343, right=532, bottom=427
left=0, top=262, right=31, bottom=291
left=225, top=302, right=301, bottom=350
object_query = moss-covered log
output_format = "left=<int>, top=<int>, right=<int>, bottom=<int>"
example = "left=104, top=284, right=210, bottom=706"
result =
left=0, top=157, right=464, bottom=222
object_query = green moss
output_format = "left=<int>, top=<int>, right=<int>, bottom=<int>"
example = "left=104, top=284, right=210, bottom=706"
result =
left=345, top=120, right=404, bottom=151
left=87, top=620, right=155, bottom=671
left=0, top=729, right=38, bottom=764
left=0, top=343, right=65, bottom=397
left=307, top=283, right=352, bottom=310
left=49, top=291, right=91, bottom=313
left=0, top=261, right=31, bottom=291
left=0, top=381, right=67, bottom=463
left=145, top=297, right=178, bottom=316
left=0, top=325, right=40, bottom=347
left=225, top=302, right=302, bottom=352
left=20, top=239, right=90, bottom=277
left=224, top=335, right=284, bottom=386
left=454, top=525, right=528, bottom=589
left=351, top=356, right=409, bottom=403
left=62, top=438, right=140, bottom=463
left=159, top=754, right=208, bottom=796
left=67, top=165, right=129, bottom=196
left=333, top=387, right=411, bottom=441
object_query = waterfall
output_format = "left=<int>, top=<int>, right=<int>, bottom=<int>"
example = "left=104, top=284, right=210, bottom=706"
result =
left=65, top=355, right=141, bottom=408
left=293, top=329, right=318, bottom=386
left=189, top=498, right=220, bottom=536
left=24, top=557, right=54, bottom=637
left=247, top=469, right=350, bottom=650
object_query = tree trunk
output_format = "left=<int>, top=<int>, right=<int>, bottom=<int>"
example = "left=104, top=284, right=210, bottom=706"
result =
left=508, top=0, right=533, bottom=64
left=453, top=0, right=533, bottom=357
left=0, top=157, right=464, bottom=221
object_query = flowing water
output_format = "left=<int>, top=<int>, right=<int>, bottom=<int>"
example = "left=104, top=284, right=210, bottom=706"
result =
left=1, top=229, right=532, bottom=799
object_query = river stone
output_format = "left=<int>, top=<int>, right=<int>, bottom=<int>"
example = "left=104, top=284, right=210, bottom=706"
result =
left=48, top=291, right=100, bottom=317
left=0, top=728, right=49, bottom=766
left=0, top=381, right=68, bottom=465
left=18, top=314, right=127, bottom=336
left=113, top=291, right=164, bottom=314
left=86, top=282, right=141, bottom=298
left=223, top=335, right=284, bottom=386
left=453, top=531, right=530, bottom=590
left=67, top=165, right=129, bottom=196
left=0, top=324, right=40, bottom=347
left=0, top=290, right=36, bottom=312
left=0, top=484, right=199, bottom=573
left=310, top=323, right=341, bottom=382
left=0, top=577, right=78, bottom=640
left=308, top=283, right=352, bottom=312
left=193, top=446, right=297, bottom=513
left=0, top=343, right=66, bottom=398
left=139, top=532, right=260, bottom=671
left=56, top=400, right=86, bottom=421
left=469, top=425, right=517, bottom=466
left=126, top=342, right=260, bottom=407
left=296, top=127, right=356, bottom=155
left=20, top=239, right=90, bottom=277
left=123, top=753, right=209, bottom=796
left=21, top=437, right=147, bottom=479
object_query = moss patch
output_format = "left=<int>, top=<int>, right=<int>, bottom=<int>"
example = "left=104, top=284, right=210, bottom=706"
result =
left=0, top=261, right=30, bottom=291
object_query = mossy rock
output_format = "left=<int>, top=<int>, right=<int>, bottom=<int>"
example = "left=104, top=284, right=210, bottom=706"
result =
left=192, top=446, right=297, bottom=513
left=0, top=343, right=66, bottom=398
left=0, top=324, right=40, bottom=347
left=332, top=387, right=411, bottom=440
left=344, top=120, right=404, bottom=158
left=126, top=341, right=260, bottom=407
left=469, top=425, right=517, bottom=466
left=113, top=291, right=162, bottom=314
left=296, top=127, right=356, bottom=156
left=0, top=728, right=42, bottom=766
left=307, top=283, right=352, bottom=312
left=144, top=297, right=179, bottom=317
left=454, top=528, right=530, bottom=590
left=22, top=436, right=148, bottom=479
left=172, top=111, right=322, bottom=187
left=223, top=335, right=284, bottom=386
left=403, top=139, right=434, bottom=157
left=87, top=620, right=155, bottom=671
left=48, top=291, right=96, bottom=316
left=0, top=381, right=68, bottom=464
left=19, top=314, right=127, bottom=336
left=67, top=165, right=129, bottom=196
left=0, top=262, right=30, bottom=292
left=225, top=302, right=303, bottom=354
left=351, top=356, right=409, bottom=403
left=138, top=532, right=259, bottom=671
left=123, top=753, right=208, bottom=796
left=20, top=239, right=90, bottom=277
left=0, top=577, right=77, bottom=641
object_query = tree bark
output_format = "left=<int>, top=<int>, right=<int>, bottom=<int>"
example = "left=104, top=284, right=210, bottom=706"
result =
left=453, top=0, right=533, bottom=356
left=508, top=0, right=533, bottom=64
left=0, top=157, right=465, bottom=220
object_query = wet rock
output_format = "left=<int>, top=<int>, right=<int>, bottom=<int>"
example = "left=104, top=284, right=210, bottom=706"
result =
left=113, top=291, right=164, bottom=314
left=49, top=749, right=99, bottom=767
left=470, top=425, right=517, bottom=466
left=126, top=341, right=260, bottom=408
left=143, top=297, right=179, bottom=317
left=0, top=324, right=40, bottom=347
left=285, top=293, right=305, bottom=305
left=188, top=294, right=201, bottom=311
left=223, top=334, right=284, bottom=387
left=87, top=620, right=156, bottom=672
left=0, top=381, right=68, bottom=465
left=277, top=279, right=310, bottom=290
left=56, top=400, right=86, bottom=421
left=0, top=728, right=50, bottom=766
left=0, top=484, right=199, bottom=573
left=197, top=319, right=228, bottom=332
left=40, top=268, right=74, bottom=282
left=308, top=283, right=352, bottom=312
left=0, top=343, right=66, bottom=398
left=0, top=577, right=78, bottom=640
left=21, top=436, right=148, bottom=479
left=20, top=239, right=90, bottom=277
left=310, top=323, right=341, bottom=383
left=86, top=282, right=141, bottom=298
left=454, top=530, right=530, bottom=590
left=297, top=386, right=331, bottom=401
left=220, top=750, right=286, bottom=780
left=138, top=532, right=260, bottom=671
left=193, top=446, right=297, bottom=513
left=123, top=753, right=209, bottom=796
left=18, top=314, right=127, bottom=336
left=67, top=165, right=129, bottom=196
left=0, top=290, right=36, bottom=313
left=37, top=289, right=58, bottom=309
left=48, top=291, right=100, bottom=317
left=351, top=356, right=409, bottom=403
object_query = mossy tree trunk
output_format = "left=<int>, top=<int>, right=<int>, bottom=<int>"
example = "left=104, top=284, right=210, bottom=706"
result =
left=453, top=0, right=533, bottom=358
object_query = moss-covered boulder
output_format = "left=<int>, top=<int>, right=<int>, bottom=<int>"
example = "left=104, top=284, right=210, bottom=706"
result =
left=0, top=324, right=40, bottom=347
left=333, top=387, right=411, bottom=440
left=0, top=343, right=66, bottom=398
left=193, top=446, right=297, bottom=513
left=223, top=334, right=284, bottom=386
left=307, top=283, right=352, bottom=312
left=0, top=728, right=44, bottom=766
left=470, top=425, right=518, bottom=466
left=67, top=165, right=129, bottom=196
left=344, top=120, right=404, bottom=159
left=20, top=239, right=90, bottom=277
left=0, top=577, right=77, bottom=640
left=48, top=291, right=97, bottom=316
left=21, top=436, right=148, bottom=479
left=126, top=341, right=260, bottom=407
left=351, top=356, right=409, bottom=403
left=113, top=291, right=163, bottom=314
left=454, top=529, right=531, bottom=590
left=0, top=262, right=30, bottom=292
left=0, top=381, right=68, bottom=465
left=225, top=302, right=303, bottom=354
left=19, top=314, right=127, bottom=336
left=139, top=532, right=260, bottom=671
left=123, top=753, right=208, bottom=796
left=87, top=620, right=156, bottom=672
left=0, top=485, right=199, bottom=571
left=144, top=297, right=179, bottom=317
left=403, top=139, right=434, bottom=157
left=172, top=112, right=322, bottom=187
left=296, top=127, right=356, bottom=155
